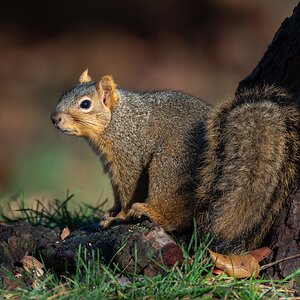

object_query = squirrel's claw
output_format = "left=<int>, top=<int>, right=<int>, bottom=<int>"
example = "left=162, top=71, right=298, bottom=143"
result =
left=100, top=218, right=114, bottom=228
left=100, top=209, right=127, bottom=228
left=102, top=210, right=118, bottom=220
left=127, top=203, right=148, bottom=219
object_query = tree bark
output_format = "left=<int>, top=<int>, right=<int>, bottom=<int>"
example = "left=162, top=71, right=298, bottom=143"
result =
left=238, top=3, right=300, bottom=278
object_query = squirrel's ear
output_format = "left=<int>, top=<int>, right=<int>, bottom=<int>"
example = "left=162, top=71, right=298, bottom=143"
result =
left=79, top=69, right=92, bottom=83
left=96, top=75, right=119, bottom=109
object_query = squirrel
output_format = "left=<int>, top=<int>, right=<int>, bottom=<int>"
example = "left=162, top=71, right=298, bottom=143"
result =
left=51, top=69, right=211, bottom=232
left=51, top=70, right=300, bottom=253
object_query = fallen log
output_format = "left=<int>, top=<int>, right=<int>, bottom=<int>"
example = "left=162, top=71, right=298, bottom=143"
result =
left=0, top=220, right=183, bottom=286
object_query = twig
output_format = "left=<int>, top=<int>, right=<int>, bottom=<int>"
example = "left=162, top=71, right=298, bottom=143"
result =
left=260, top=253, right=300, bottom=271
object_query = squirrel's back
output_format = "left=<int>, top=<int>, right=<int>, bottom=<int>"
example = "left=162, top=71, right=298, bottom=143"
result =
left=111, top=88, right=211, bottom=141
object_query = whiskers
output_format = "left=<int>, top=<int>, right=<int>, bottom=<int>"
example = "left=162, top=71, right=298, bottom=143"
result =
left=70, top=115, right=105, bottom=137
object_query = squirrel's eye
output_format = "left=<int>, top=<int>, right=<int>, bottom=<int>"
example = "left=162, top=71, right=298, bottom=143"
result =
left=80, top=99, right=92, bottom=110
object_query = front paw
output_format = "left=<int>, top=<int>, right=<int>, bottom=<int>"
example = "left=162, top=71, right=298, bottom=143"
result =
left=102, top=209, right=118, bottom=221
left=100, top=217, right=114, bottom=228
left=100, top=209, right=127, bottom=228
left=127, top=203, right=147, bottom=219
left=102, top=212, right=110, bottom=221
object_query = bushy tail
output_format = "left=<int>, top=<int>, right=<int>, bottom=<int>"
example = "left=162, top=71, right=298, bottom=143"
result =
left=196, top=86, right=300, bottom=253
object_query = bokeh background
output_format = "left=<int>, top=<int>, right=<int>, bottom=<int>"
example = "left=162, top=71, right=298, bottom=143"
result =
left=0, top=0, right=297, bottom=209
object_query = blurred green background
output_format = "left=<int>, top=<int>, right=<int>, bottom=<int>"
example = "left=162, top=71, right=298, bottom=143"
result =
left=0, top=0, right=297, bottom=210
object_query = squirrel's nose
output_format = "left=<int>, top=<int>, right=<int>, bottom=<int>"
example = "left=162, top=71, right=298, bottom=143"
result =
left=51, top=112, right=62, bottom=126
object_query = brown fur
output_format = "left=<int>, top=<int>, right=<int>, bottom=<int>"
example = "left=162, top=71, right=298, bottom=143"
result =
left=196, top=85, right=300, bottom=253
left=52, top=71, right=300, bottom=253
left=52, top=70, right=211, bottom=233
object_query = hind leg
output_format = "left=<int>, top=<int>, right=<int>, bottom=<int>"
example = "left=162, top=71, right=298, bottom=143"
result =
left=127, top=202, right=168, bottom=225
left=127, top=152, right=194, bottom=232
left=127, top=197, right=193, bottom=232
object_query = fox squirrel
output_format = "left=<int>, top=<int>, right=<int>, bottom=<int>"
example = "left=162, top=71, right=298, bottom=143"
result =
left=51, top=70, right=300, bottom=253
left=51, top=69, right=211, bottom=232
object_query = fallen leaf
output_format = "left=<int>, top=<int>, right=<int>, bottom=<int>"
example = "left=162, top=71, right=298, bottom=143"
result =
left=21, top=255, right=44, bottom=277
left=249, top=247, right=272, bottom=262
left=60, top=227, right=70, bottom=240
left=212, top=268, right=224, bottom=275
left=208, top=249, right=259, bottom=278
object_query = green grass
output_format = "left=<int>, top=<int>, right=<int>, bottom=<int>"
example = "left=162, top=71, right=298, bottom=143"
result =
left=0, top=191, right=106, bottom=228
left=0, top=194, right=299, bottom=299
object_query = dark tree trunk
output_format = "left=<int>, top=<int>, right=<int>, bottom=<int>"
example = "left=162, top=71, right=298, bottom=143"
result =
left=238, top=3, right=300, bottom=278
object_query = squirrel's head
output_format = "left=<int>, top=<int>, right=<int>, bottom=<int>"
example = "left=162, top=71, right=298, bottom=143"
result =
left=51, top=69, right=119, bottom=139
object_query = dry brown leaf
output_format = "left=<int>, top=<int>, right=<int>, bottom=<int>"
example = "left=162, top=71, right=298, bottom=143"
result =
left=212, top=268, right=224, bottom=275
left=208, top=249, right=259, bottom=278
left=60, top=227, right=70, bottom=240
left=21, top=255, right=44, bottom=277
left=249, top=247, right=272, bottom=262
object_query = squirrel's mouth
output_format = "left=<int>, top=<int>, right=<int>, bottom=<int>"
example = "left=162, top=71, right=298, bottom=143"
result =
left=55, top=125, right=76, bottom=135
left=59, top=128, right=72, bottom=134
left=59, top=128, right=76, bottom=135
left=51, top=112, right=76, bottom=135
left=50, top=112, right=81, bottom=136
